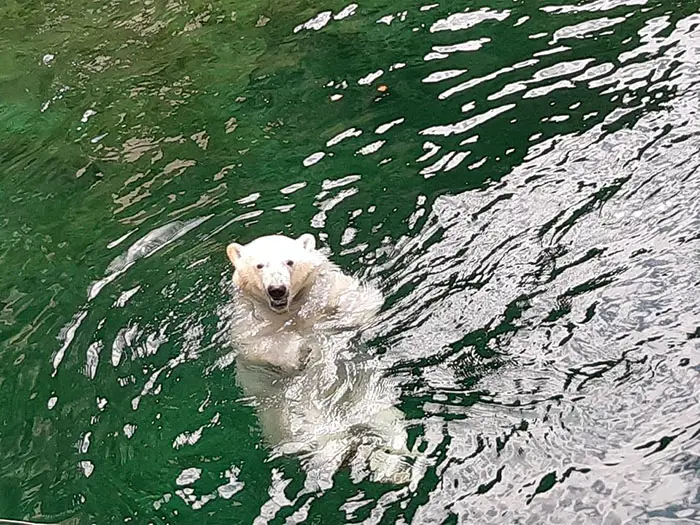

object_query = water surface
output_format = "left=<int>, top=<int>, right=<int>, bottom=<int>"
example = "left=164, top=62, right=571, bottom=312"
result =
left=1, top=0, right=699, bottom=523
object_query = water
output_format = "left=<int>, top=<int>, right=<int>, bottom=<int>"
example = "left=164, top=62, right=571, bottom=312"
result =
left=1, top=0, right=699, bottom=523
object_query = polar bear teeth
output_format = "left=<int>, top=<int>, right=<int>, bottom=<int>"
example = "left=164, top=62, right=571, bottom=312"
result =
left=269, top=298, right=289, bottom=311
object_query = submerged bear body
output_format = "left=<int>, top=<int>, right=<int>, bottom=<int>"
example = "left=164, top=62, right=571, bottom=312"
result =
left=226, top=233, right=415, bottom=489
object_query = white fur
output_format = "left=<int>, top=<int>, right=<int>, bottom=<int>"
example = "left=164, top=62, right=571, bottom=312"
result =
left=226, top=233, right=416, bottom=489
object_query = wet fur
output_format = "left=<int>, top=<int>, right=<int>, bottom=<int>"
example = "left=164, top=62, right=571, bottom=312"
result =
left=226, top=234, right=413, bottom=489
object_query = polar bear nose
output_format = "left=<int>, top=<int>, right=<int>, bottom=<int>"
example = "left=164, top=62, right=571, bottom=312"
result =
left=267, top=285, right=288, bottom=299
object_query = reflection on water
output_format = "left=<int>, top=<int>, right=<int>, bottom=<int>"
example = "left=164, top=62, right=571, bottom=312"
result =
left=0, top=0, right=699, bottom=523
left=383, top=93, right=700, bottom=522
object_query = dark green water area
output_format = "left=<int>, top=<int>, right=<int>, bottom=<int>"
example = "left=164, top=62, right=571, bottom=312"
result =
left=1, top=0, right=699, bottom=523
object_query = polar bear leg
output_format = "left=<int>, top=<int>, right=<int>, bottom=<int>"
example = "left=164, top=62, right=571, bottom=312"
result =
left=364, top=406, right=414, bottom=484
left=368, top=448, right=413, bottom=484
left=302, top=437, right=352, bottom=492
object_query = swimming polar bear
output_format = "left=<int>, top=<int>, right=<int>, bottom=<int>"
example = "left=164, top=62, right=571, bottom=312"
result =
left=225, top=233, right=416, bottom=490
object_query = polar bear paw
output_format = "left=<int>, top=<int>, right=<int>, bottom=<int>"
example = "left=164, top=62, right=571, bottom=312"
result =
left=368, top=448, right=413, bottom=485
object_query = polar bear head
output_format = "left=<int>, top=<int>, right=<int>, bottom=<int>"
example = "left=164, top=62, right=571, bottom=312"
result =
left=226, top=234, right=322, bottom=313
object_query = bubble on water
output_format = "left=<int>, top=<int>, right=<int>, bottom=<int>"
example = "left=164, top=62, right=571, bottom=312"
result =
left=80, top=460, right=94, bottom=478
left=80, top=109, right=96, bottom=123
left=303, top=152, right=325, bottom=167
left=123, top=424, right=137, bottom=439
left=176, top=468, right=202, bottom=486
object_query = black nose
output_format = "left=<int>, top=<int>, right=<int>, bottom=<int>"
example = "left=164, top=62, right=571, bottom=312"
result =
left=267, top=285, right=287, bottom=299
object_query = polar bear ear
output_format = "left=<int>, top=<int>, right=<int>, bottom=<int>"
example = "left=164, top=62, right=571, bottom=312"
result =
left=297, top=233, right=316, bottom=251
left=226, top=243, right=243, bottom=267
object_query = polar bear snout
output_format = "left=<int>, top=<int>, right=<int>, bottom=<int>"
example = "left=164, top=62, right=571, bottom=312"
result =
left=267, top=284, right=287, bottom=299
left=262, top=269, right=291, bottom=312
left=267, top=284, right=289, bottom=311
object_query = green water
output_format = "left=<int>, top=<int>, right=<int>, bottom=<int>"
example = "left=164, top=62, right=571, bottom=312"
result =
left=2, top=0, right=700, bottom=523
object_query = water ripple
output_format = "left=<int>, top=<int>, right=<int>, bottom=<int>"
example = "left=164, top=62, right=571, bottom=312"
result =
left=2, top=0, right=698, bottom=523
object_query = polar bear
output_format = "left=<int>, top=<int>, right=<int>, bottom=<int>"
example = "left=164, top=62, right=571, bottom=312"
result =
left=225, top=233, right=415, bottom=489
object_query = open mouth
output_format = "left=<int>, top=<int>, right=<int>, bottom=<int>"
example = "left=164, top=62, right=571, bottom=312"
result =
left=268, top=297, right=289, bottom=312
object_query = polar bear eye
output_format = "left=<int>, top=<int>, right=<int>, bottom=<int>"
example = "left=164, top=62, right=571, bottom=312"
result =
left=256, top=263, right=264, bottom=270
left=286, top=260, right=294, bottom=267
